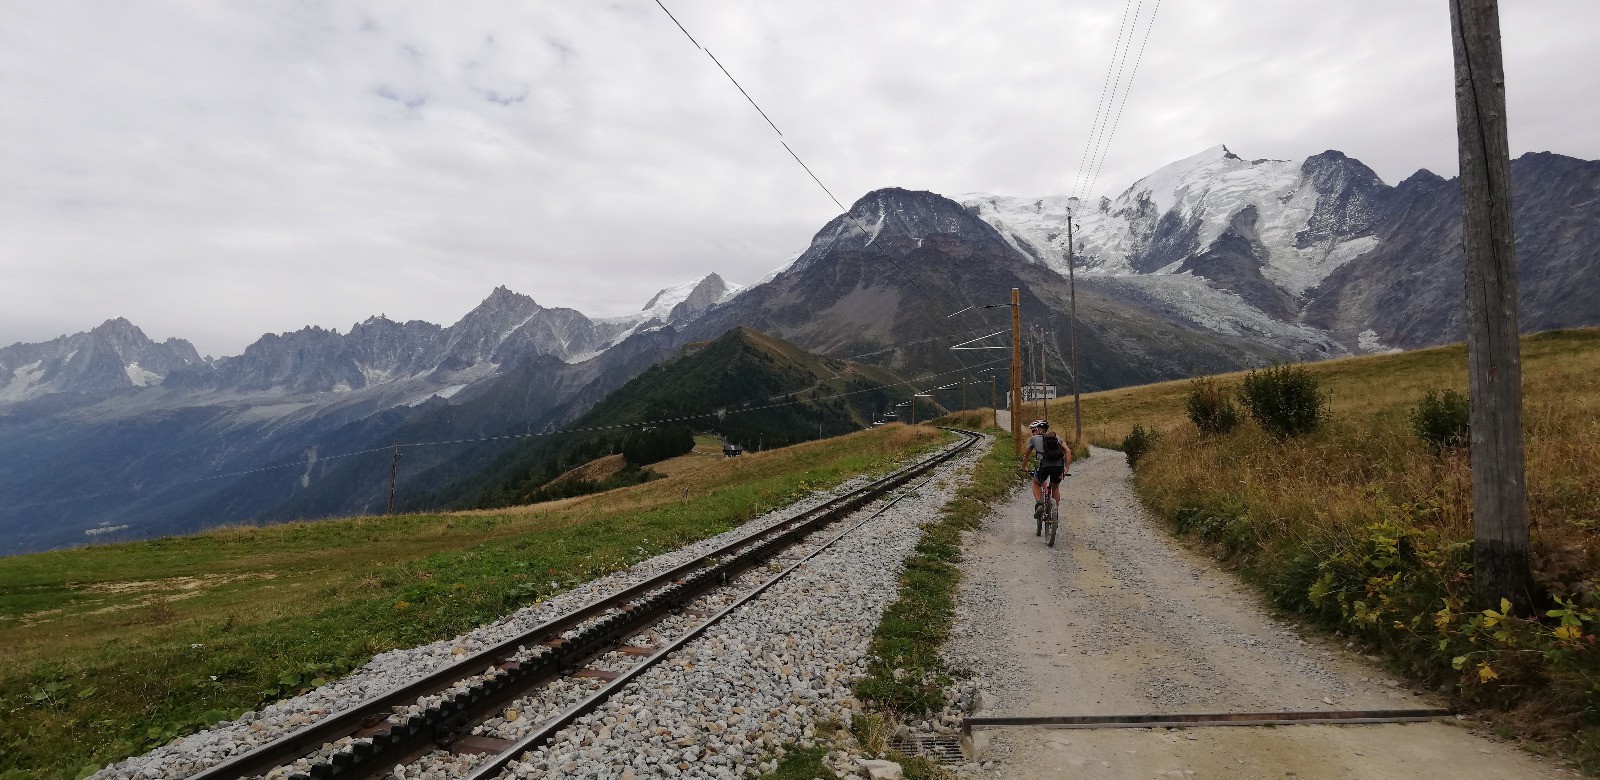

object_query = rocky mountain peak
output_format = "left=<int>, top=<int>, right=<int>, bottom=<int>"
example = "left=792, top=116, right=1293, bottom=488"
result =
left=669, top=273, right=735, bottom=320
left=1296, top=150, right=1395, bottom=247
left=788, top=187, right=1023, bottom=274
left=475, top=285, right=539, bottom=313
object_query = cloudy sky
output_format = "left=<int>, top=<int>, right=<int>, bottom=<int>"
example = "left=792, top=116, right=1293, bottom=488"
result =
left=4, top=1, right=1597, bottom=357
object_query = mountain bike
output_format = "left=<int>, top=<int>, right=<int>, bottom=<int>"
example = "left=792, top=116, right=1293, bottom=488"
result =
left=1024, top=469, right=1062, bottom=549
left=1038, top=488, right=1059, bottom=547
left=1025, top=468, right=1067, bottom=548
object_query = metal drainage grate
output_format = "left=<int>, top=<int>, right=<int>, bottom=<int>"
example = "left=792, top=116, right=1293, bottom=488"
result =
left=889, top=734, right=965, bottom=765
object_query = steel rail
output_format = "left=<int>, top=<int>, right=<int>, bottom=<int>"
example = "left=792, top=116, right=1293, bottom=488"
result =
left=463, top=459, right=958, bottom=780
left=189, top=429, right=980, bottom=780
left=961, top=707, right=1452, bottom=733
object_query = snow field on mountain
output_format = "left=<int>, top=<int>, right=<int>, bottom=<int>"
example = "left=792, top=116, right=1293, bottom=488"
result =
left=963, top=144, right=1384, bottom=297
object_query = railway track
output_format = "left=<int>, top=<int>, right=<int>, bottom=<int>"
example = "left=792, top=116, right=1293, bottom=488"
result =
left=189, top=429, right=980, bottom=780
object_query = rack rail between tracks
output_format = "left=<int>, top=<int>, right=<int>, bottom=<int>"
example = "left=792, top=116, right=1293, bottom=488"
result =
left=189, top=428, right=981, bottom=780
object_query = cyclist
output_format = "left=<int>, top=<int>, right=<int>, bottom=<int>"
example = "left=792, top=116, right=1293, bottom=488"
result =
left=1022, top=419, right=1071, bottom=523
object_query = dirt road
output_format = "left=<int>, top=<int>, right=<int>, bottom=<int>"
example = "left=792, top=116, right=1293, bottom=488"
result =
left=946, top=443, right=1566, bottom=779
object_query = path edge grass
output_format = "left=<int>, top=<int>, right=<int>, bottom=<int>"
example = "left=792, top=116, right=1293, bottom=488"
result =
left=839, top=421, right=1016, bottom=778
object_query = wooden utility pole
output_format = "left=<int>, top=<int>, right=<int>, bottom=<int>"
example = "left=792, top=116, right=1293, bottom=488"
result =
left=1040, top=339, right=1049, bottom=427
left=1451, top=0, right=1532, bottom=613
left=962, top=379, right=967, bottom=411
left=1010, top=288, right=1024, bottom=454
left=1067, top=212, right=1083, bottom=445
left=387, top=441, right=401, bottom=516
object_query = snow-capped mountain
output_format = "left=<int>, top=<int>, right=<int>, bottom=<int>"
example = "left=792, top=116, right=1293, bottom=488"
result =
left=1, top=280, right=745, bottom=405
left=0, top=318, right=206, bottom=403
left=963, top=145, right=1600, bottom=353
left=0, top=278, right=747, bottom=554
left=965, top=146, right=1386, bottom=285
left=5, top=144, right=1596, bottom=554
left=584, top=273, right=744, bottom=357
left=786, top=187, right=1016, bottom=275
left=605, top=273, right=743, bottom=326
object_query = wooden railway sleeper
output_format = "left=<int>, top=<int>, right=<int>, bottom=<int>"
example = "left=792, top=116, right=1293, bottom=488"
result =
left=225, top=434, right=982, bottom=780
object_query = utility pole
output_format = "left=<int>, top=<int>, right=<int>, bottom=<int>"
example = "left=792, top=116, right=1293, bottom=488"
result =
left=962, top=379, right=967, bottom=412
left=387, top=441, right=401, bottom=516
left=1451, top=0, right=1531, bottom=612
left=1067, top=212, right=1083, bottom=445
left=1040, top=339, right=1049, bottom=427
left=1010, top=288, right=1024, bottom=455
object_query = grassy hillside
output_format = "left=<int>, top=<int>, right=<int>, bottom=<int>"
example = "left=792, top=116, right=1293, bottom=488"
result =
left=0, top=424, right=949, bottom=779
left=1057, top=328, right=1600, bottom=768
left=434, top=326, right=939, bottom=510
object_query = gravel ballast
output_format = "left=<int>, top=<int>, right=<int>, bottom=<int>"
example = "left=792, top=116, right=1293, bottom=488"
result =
left=94, top=435, right=988, bottom=780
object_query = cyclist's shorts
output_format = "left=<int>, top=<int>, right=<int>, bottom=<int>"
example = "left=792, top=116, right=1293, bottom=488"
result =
left=1033, top=464, right=1065, bottom=486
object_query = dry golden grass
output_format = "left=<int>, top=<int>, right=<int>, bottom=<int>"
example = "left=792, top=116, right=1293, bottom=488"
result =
left=546, top=453, right=628, bottom=486
left=1076, top=328, right=1600, bottom=767
left=1096, top=330, right=1600, bottom=581
left=1018, top=330, right=1600, bottom=455
left=461, top=423, right=942, bottom=521
left=645, top=435, right=730, bottom=478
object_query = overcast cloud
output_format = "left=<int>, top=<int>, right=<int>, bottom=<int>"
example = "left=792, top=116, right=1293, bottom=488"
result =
left=3, top=1, right=1596, bottom=356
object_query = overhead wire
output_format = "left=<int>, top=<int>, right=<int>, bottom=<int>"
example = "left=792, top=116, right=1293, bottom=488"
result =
left=653, top=0, right=873, bottom=238
left=1080, top=0, right=1143, bottom=199
left=1084, top=0, right=1162, bottom=197
left=1069, top=0, right=1139, bottom=200
left=650, top=0, right=1007, bottom=393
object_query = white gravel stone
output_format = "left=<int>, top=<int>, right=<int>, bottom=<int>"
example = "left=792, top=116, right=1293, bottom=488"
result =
left=93, top=437, right=986, bottom=780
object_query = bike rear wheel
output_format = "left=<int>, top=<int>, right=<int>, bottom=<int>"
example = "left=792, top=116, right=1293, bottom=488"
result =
left=1046, top=501, right=1058, bottom=547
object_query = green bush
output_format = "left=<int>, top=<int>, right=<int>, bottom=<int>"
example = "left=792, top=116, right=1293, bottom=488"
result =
left=1122, top=425, right=1160, bottom=468
left=1240, top=364, right=1327, bottom=439
left=1186, top=377, right=1240, bottom=435
left=1411, top=389, right=1471, bottom=455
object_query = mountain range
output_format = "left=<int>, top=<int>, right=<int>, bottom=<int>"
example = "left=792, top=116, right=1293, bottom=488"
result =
left=2, top=144, right=1595, bottom=554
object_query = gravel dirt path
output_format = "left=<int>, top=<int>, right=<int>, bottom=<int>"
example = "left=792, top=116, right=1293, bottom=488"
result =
left=946, top=444, right=1568, bottom=779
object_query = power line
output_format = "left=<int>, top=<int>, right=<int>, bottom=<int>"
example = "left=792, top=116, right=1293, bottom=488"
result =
left=649, top=0, right=1000, bottom=399
left=1084, top=0, right=1162, bottom=197
left=652, top=0, right=874, bottom=238
left=1070, top=0, right=1139, bottom=199
left=1081, top=0, right=1143, bottom=199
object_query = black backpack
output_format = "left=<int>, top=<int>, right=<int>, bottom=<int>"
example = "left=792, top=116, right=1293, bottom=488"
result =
left=1040, top=432, right=1066, bottom=463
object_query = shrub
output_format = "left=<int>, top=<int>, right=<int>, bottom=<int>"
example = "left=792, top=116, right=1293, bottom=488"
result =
left=1122, top=425, right=1159, bottom=468
left=1411, top=389, right=1471, bottom=455
left=1186, top=377, right=1240, bottom=435
left=1239, top=364, right=1327, bottom=439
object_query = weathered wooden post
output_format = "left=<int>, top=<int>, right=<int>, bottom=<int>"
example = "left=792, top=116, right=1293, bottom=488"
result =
left=1450, top=0, right=1533, bottom=612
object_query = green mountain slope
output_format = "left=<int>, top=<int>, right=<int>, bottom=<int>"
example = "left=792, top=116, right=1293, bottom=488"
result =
left=425, top=327, right=937, bottom=509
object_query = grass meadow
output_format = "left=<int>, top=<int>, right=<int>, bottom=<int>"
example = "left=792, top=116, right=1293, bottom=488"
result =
left=0, top=424, right=949, bottom=779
